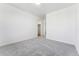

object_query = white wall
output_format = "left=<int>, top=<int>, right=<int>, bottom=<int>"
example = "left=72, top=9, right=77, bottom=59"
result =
left=0, top=3, right=38, bottom=46
left=75, top=4, right=79, bottom=54
left=46, top=3, right=79, bottom=54
left=46, top=5, right=76, bottom=45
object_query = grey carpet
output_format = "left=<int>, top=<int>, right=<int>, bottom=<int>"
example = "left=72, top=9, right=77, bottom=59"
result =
left=0, top=38, right=78, bottom=56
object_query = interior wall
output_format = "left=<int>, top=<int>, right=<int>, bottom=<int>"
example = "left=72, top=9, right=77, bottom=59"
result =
left=75, top=4, right=79, bottom=54
left=0, top=3, right=38, bottom=46
left=46, top=3, right=79, bottom=54
left=46, top=5, right=76, bottom=45
left=42, top=19, right=46, bottom=37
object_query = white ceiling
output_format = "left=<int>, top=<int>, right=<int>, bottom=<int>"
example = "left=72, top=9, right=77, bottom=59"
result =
left=9, top=3, right=75, bottom=18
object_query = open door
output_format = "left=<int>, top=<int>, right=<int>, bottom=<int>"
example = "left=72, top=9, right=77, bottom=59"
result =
left=38, top=24, right=41, bottom=37
left=37, top=18, right=46, bottom=39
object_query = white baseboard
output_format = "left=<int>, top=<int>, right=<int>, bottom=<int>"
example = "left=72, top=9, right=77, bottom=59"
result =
left=47, top=38, right=74, bottom=45
left=0, top=37, right=36, bottom=47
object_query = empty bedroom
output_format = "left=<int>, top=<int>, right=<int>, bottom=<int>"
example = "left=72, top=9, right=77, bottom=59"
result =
left=0, top=3, right=79, bottom=56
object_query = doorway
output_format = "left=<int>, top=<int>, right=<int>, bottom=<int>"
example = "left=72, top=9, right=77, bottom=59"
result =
left=38, top=24, right=41, bottom=37
left=37, top=18, right=46, bottom=39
